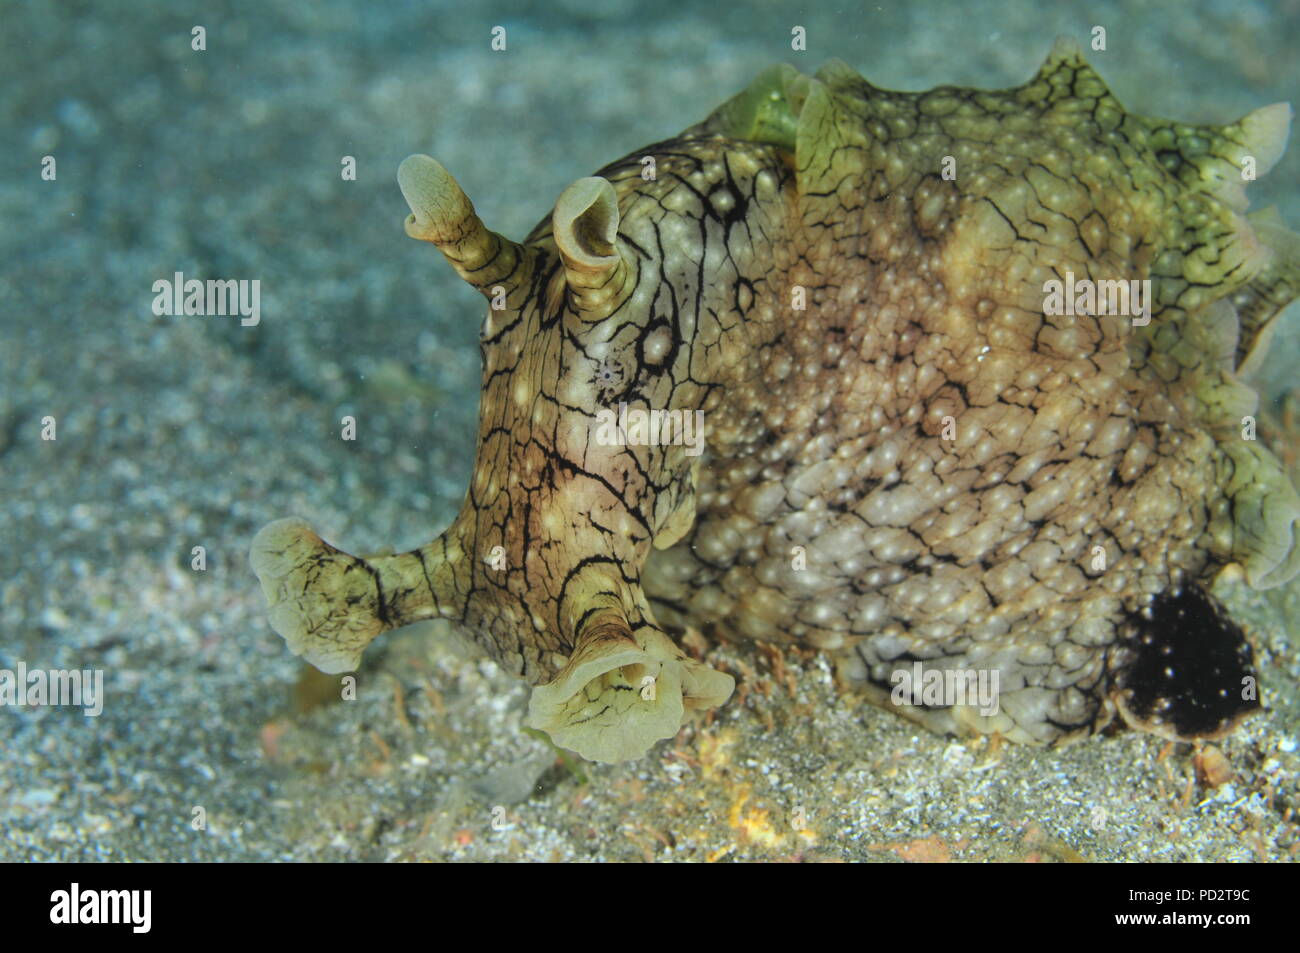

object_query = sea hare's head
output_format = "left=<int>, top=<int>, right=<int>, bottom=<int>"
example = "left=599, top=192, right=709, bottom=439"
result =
left=389, top=148, right=790, bottom=760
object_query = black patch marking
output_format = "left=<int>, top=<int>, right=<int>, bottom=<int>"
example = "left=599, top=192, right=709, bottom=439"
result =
left=1113, top=585, right=1260, bottom=739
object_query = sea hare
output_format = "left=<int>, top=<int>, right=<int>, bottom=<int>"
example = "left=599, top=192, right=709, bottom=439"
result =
left=252, top=40, right=1300, bottom=763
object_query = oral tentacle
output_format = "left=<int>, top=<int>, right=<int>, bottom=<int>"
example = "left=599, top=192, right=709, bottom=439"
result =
left=249, top=518, right=462, bottom=673
left=526, top=569, right=733, bottom=763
